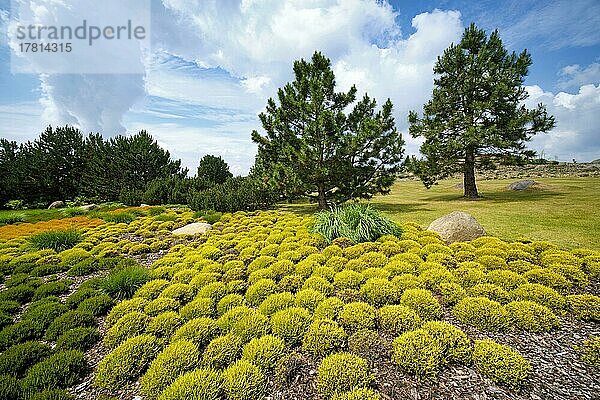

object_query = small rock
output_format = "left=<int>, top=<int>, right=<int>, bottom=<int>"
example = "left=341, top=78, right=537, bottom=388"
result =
left=80, top=204, right=98, bottom=211
left=427, top=211, right=486, bottom=244
left=508, top=179, right=537, bottom=190
left=172, top=222, right=212, bottom=236
left=48, top=200, right=65, bottom=209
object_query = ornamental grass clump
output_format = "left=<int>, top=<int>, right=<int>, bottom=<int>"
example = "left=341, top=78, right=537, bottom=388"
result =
left=101, top=265, right=150, bottom=300
left=28, top=230, right=83, bottom=252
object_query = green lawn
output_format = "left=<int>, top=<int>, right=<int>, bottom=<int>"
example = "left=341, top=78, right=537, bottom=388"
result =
left=279, top=177, right=600, bottom=250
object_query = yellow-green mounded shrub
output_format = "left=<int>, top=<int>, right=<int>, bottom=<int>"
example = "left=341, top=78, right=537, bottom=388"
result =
left=505, top=301, right=560, bottom=332
left=360, top=278, right=399, bottom=307
left=524, top=268, right=570, bottom=292
left=258, top=292, right=295, bottom=316
left=316, top=352, right=374, bottom=400
left=171, top=317, right=219, bottom=347
left=314, top=297, right=345, bottom=320
left=216, top=306, right=254, bottom=332
left=242, top=335, right=286, bottom=371
left=160, top=283, right=195, bottom=304
left=245, top=279, right=278, bottom=307
left=392, top=329, right=442, bottom=380
left=510, top=283, right=565, bottom=311
left=338, top=302, right=376, bottom=333
left=421, top=321, right=472, bottom=365
left=302, top=319, right=347, bottom=358
left=452, top=297, right=511, bottom=332
left=577, top=336, right=600, bottom=367
left=439, top=282, right=466, bottom=306
left=566, top=294, right=600, bottom=321
left=189, top=273, right=220, bottom=291
left=418, top=267, right=455, bottom=291
left=333, top=270, right=365, bottom=290
left=158, top=368, right=223, bottom=400
left=230, top=310, right=270, bottom=343
left=196, top=282, right=228, bottom=303
left=332, top=388, right=381, bottom=400
left=144, top=297, right=180, bottom=317
left=294, top=289, right=326, bottom=312
left=278, top=274, right=304, bottom=293
left=104, top=311, right=151, bottom=349
left=179, top=297, right=215, bottom=320
left=146, top=311, right=182, bottom=339
left=140, top=340, right=201, bottom=399
left=486, top=270, right=526, bottom=291
left=222, top=360, right=266, bottom=400
left=302, top=276, right=334, bottom=296
left=271, top=307, right=312, bottom=346
left=472, top=339, right=531, bottom=390
left=203, top=334, right=244, bottom=370
left=452, top=265, right=486, bottom=288
left=347, top=329, right=390, bottom=362
left=94, top=334, right=163, bottom=389
left=216, top=294, right=245, bottom=316
left=377, top=305, right=421, bottom=336
left=467, top=283, right=511, bottom=304
left=313, top=266, right=336, bottom=281
left=399, top=289, right=441, bottom=321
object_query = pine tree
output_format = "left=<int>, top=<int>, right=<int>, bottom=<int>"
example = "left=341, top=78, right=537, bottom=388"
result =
left=409, top=24, right=555, bottom=198
left=197, top=154, right=233, bottom=185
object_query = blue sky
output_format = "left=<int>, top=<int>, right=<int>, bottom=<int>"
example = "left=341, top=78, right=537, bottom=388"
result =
left=1, top=0, right=599, bottom=174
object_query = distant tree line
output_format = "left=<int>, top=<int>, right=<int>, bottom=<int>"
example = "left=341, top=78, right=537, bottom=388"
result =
left=0, top=126, right=276, bottom=211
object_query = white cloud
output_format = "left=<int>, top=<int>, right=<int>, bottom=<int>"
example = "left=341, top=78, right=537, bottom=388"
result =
left=558, top=62, right=600, bottom=90
left=525, top=84, right=600, bottom=162
left=0, top=101, right=46, bottom=141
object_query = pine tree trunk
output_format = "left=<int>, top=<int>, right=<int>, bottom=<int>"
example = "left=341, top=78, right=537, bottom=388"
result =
left=317, top=184, right=328, bottom=209
left=463, top=149, right=479, bottom=198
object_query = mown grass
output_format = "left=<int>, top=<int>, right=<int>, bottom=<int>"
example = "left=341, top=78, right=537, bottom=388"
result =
left=279, top=177, right=600, bottom=250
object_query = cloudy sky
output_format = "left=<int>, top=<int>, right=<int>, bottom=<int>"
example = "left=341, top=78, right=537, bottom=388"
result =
left=0, top=0, right=599, bottom=174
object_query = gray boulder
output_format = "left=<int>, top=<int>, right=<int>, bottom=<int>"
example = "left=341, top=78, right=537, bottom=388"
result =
left=508, top=180, right=537, bottom=190
left=48, top=201, right=64, bottom=209
left=427, top=211, right=486, bottom=244
left=172, top=222, right=212, bottom=236
left=80, top=204, right=99, bottom=211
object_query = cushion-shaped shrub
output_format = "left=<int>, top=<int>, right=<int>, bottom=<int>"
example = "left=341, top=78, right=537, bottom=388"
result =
left=362, top=267, right=391, bottom=280
left=325, top=256, right=349, bottom=272
left=22, top=301, right=68, bottom=331
left=44, top=310, right=96, bottom=341
left=377, top=305, right=422, bottom=336
left=56, top=327, right=100, bottom=351
left=0, top=300, right=20, bottom=315
left=302, top=319, right=347, bottom=358
left=0, top=340, right=52, bottom=377
left=439, top=282, right=466, bottom=306
left=242, top=335, right=286, bottom=371
left=32, top=280, right=72, bottom=301
left=418, top=267, right=455, bottom=291
left=189, top=272, right=220, bottom=290
left=338, top=302, right=376, bottom=333
left=578, top=336, right=600, bottom=367
left=316, top=352, right=374, bottom=400
left=140, top=340, right=201, bottom=400
left=104, top=311, right=151, bottom=349
left=399, top=289, right=441, bottom=321
left=360, top=278, right=399, bottom=307
left=271, top=307, right=312, bottom=346
left=216, top=306, right=254, bottom=332
left=332, top=388, right=381, bottom=400
left=217, top=294, right=245, bottom=316
left=452, top=297, right=510, bottom=332
left=0, top=374, right=22, bottom=400
left=278, top=274, right=304, bottom=293
left=302, top=276, right=334, bottom=296
left=505, top=301, right=560, bottom=332
left=472, top=339, right=531, bottom=390
left=160, top=283, right=195, bottom=304
left=158, top=368, right=223, bottom=400
left=391, top=273, right=423, bottom=292
left=467, top=283, right=511, bottom=304
left=134, top=279, right=170, bottom=300
left=510, top=283, right=565, bottom=311
left=566, top=294, right=600, bottom=322
left=66, top=258, right=99, bottom=277
left=144, top=297, right=180, bottom=317
left=94, top=334, right=163, bottom=389
left=421, top=321, right=472, bottom=364
left=452, top=266, right=486, bottom=288
left=29, top=389, right=74, bottom=400
left=259, top=292, right=295, bottom=316
left=146, top=311, right=183, bottom=339
left=21, top=350, right=88, bottom=396
left=203, top=334, right=244, bottom=370
left=392, top=329, right=441, bottom=380
left=230, top=310, right=270, bottom=343
left=314, top=297, right=345, bottom=320
left=171, top=317, right=219, bottom=348
left=0, top=320, right=41, bottom=350
left=77, top=294, right=114, bottom=317
left=294, top=289, right=326, bottom=312
left=246, top=279, right=278, bottom=306
left=180, top=297, right=214, bottom=320
left=486, top=270, right=526, bottom=291
left=313, top=266, right=336, bottom=281
left=524, top=268, right=570, bottom=291
left=65, top=287, right=98, bottom=308
left=197, top=282, right=228, bottom=303
left=222, top=360, right=267, bottom=400
left=347, top=329, right=390, bottom=361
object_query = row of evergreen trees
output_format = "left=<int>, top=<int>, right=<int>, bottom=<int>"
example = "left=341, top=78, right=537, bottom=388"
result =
left=0, top=126, right=247, bottom=209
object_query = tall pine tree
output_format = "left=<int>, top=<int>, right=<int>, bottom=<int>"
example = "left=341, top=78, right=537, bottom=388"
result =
left=409, top=24, right=555, bottom=198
